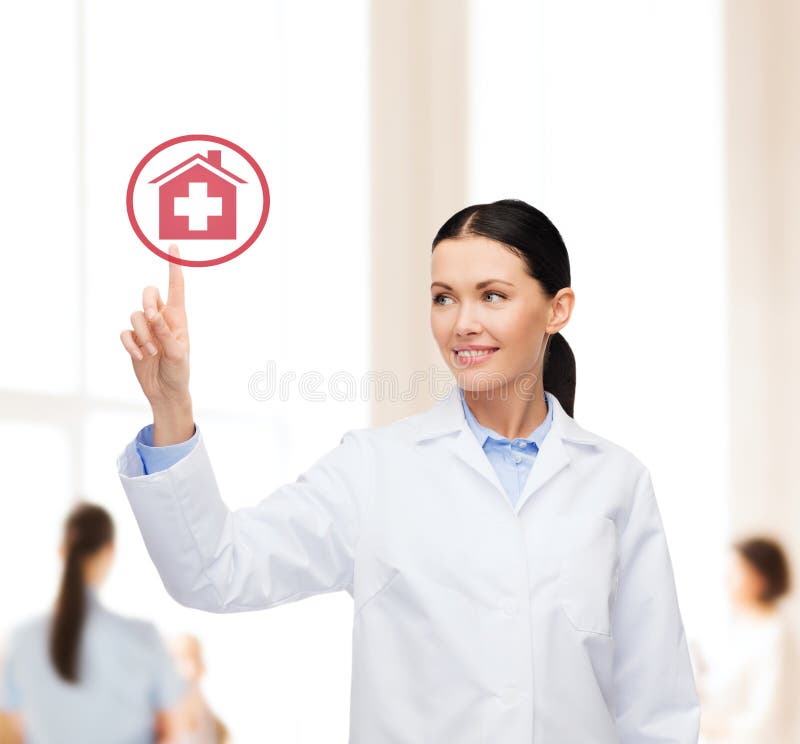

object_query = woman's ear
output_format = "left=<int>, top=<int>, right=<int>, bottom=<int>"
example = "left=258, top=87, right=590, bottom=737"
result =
left=547, top=287, right=575, bottom=334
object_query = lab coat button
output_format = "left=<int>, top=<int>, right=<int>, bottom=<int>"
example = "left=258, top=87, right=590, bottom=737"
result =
left=513, top=454, right=522, bottom=463
left=502, top=599, right=519, bottom=616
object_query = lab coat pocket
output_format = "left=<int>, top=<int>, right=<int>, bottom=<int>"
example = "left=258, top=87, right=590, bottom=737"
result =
left=353, top=563, right=400, bottom=625
left=556, top=516, right=619, bottom=636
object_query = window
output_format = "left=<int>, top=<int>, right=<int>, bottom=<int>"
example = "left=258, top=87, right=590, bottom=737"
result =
left=1, top=1, right=368, bottom=739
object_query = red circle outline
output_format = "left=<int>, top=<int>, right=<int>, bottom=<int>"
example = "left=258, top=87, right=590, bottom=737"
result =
left=126, top=134, right=270, bottom=267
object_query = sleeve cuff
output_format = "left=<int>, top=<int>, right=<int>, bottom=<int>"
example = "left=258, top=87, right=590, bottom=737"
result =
left=135, top=423, right=199, bottom=475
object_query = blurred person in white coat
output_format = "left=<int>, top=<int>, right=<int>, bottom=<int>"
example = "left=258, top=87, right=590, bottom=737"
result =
left=0, top=502, right=186, bottom=744
left=696, top=537, right=799, bottom=744
left=117, top=199, right=700, bottom=743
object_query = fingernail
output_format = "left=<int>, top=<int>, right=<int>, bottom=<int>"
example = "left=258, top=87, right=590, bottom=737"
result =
left=145, top=342, right=158, bottom=356
left=134, top=349, right=144, bottom=361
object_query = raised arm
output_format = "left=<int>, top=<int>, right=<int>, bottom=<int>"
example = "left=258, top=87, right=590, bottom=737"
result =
left=118, top=243, right=368, bottom=612
left=117, top=425, right=368, bottom=612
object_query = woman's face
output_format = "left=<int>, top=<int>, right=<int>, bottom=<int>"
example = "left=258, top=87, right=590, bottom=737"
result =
left=726, top=550, right=766, bottom=607
left=430, top=235, right=572, bottom=393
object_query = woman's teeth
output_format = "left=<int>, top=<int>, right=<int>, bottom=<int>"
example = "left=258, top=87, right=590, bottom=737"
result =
left=456, top=349, right=496, bottom=357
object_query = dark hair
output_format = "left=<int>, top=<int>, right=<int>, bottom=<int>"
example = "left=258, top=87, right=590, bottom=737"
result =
left=432, top=198, right=576, bottom=416
left=733, top=536, right=791, bottom=605
left=50, top=502, right=114, bottom=683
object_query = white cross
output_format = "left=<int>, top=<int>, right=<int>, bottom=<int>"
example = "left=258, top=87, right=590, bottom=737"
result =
left=173, top=182, right=223, bottom=231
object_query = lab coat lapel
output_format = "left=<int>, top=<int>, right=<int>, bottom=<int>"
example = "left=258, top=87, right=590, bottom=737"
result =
left=514, top=392, right=600, bottom=514
left=513, top=427, right=569, bottom=514
left=413, top=385, right=600, bottom=513
left=447, top=425, right=508, bottom=501
left=447, top=425, right=570, bottom=514
left=415, top=386, right=508, bottom=500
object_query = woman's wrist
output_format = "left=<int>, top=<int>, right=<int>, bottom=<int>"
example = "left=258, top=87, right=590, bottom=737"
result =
left=151, top=396, right=195, bottom=446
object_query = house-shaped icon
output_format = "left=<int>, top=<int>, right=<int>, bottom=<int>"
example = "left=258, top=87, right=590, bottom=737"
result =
left=148, top=150, right=247, bottom=240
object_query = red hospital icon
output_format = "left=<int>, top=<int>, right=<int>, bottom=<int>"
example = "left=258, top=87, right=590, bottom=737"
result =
left=148, top=149, right=246, bottom=240
left=128, top=134, right=270, bottom=267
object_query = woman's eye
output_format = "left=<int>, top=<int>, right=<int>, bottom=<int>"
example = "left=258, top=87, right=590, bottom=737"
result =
left=431, top=292, right=505, bottom=305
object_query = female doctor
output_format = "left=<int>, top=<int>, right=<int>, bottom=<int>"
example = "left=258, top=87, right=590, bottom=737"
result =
left=117, top=198, right=700, bottom=743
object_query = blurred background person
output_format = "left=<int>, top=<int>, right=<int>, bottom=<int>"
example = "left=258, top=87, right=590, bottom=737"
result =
left=0, top=634, right=21, bottom=744
left=0, top=502, right=187, bottom=744
left=695, top=536, right=799, bottom=743
left=0, top=712, right=20, bottom=744
left=169, top=634, right=230, bottom=744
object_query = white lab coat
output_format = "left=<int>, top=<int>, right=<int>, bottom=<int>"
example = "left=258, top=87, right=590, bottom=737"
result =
left=117, top=386, right=700, bottom=743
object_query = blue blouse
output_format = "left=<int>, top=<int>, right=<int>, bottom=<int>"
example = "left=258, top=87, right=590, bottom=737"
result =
left=458, top=388, right=554, bottom=507
left=0, top=587, right=185, bottom=744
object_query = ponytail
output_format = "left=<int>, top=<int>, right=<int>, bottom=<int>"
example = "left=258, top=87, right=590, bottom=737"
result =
left=543, top=331, right=576, bottom=417
left=49, top=502, right=114, bottom=683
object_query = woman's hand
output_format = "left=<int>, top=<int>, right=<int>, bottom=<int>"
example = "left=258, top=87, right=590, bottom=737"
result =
left=120, top=244, right=193, bottom=429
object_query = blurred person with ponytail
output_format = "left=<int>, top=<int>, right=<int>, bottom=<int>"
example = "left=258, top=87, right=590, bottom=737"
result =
left=117, top=199, right=698, bottom=743
left=0, top=502, right=187, bottom=743
left=697, top=537, right=800, bottom=744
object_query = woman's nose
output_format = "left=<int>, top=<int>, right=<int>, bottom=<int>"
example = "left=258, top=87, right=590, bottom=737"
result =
left=454, top=305, right=483, bottom=336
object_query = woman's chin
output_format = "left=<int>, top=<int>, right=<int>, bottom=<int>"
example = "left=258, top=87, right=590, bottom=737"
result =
left=453, top=372, right=510, bottom=391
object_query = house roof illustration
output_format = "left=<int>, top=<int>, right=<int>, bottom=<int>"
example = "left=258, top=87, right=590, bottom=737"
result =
left=148, top=150, right=247, bottom=187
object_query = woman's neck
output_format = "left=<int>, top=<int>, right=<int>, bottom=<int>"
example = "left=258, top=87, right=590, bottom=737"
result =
left=461, top=384, right=548, bottom=440
left=735, top=598, right=778, bottom=619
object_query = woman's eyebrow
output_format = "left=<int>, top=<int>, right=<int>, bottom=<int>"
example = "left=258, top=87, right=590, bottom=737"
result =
left=431, top=279, right=515, bottom=290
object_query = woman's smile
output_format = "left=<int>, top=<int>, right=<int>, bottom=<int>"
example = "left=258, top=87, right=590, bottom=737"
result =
left=452, top=347, right=499, bottom=366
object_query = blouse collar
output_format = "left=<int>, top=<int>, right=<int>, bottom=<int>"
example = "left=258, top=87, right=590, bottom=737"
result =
left=458, top=387, right=554, bottom=450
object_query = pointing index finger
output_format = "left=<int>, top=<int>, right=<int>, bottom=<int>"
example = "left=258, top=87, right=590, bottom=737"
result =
left=166, top=243, right=185, bottom=307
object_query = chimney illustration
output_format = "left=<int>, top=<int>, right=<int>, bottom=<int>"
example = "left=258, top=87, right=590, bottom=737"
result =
left=206, top=150, right=222, bottom=168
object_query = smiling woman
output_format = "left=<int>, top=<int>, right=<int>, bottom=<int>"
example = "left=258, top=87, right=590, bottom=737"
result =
left=430, top=199, right=577, bottom=433
left=116, top=195, right=700, bottom=744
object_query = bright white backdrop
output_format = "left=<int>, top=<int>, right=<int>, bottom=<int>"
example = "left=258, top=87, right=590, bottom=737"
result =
left=1, top=1, right=369, bottom=741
